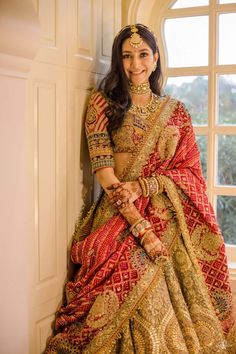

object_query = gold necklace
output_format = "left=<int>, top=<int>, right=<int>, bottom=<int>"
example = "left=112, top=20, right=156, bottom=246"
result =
left=129, top=81, right=151, bottom=95
left=129, top=93, right=160, bottom=119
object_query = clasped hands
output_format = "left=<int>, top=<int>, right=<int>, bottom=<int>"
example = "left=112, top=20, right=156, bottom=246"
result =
left=107, top=181, right=142, bottom=209
left=107, top=181, right=168, bottom=261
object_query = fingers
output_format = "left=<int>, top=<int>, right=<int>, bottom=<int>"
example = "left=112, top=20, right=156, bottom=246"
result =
left=107, top=183, right=125, bottom=191
left=148, top=243, right=169, bottom=260
left=141, top=232, right=169, bottom=261
left=107, top=182, right=133, bottom=209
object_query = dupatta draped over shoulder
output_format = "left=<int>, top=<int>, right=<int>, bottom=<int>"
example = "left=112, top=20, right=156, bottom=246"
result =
left=45, top=91, right=235, bottom=354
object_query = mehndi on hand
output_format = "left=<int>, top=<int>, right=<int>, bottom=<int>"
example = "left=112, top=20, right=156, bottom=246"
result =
left=130, top=218, right=169, bottom=262
left=107, top=181, right=142, bottom=209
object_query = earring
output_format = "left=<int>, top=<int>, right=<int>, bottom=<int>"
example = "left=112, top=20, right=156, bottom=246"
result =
left=152, top=62, right=157, bottom=72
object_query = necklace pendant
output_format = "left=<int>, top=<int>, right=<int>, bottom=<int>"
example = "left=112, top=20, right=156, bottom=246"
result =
left=129, top=93, right=160, bottom=119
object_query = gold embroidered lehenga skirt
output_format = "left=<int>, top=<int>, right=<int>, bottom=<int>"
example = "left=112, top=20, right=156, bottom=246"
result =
left=45, top=95, right=235, bottom=353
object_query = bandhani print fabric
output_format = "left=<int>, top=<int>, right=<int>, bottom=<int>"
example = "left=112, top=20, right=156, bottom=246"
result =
left=44, top=92, right=235, bottom=353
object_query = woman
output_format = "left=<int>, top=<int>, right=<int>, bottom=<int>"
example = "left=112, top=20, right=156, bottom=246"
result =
left=45, top=24, right=235, bottom=353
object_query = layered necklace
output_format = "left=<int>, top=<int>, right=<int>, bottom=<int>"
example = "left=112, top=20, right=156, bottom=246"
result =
left=129, top=82, right=160, bottom=119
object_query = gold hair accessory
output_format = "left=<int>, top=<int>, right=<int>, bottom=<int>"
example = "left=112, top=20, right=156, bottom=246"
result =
left=115, top=24, right=158, bottom=50
left=129, top=82, right=151, bottom=95
left=129, top=25, right=143, bottom=48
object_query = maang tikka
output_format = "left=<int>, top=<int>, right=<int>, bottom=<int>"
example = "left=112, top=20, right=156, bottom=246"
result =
left=129, top=25, right=143, bottom=48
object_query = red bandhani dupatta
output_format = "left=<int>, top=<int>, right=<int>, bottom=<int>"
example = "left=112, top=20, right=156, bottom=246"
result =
left=45, top=96, right=235, bottom=354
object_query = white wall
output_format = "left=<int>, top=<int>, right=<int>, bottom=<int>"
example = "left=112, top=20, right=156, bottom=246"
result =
left=0, top=1, right=40, bottom=353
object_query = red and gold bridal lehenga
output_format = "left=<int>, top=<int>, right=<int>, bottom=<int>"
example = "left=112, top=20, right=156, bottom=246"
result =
left=45, top=91, right=235, bottom=353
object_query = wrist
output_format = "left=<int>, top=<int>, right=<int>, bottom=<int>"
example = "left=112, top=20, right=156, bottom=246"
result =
left=129, top=218, right=154, bottom=242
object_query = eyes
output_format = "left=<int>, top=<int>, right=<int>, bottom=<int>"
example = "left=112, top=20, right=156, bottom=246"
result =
left=122, top=51, right=150, bottom=60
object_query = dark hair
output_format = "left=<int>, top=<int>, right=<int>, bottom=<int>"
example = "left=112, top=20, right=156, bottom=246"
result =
left=98, top=24, right=163, bottom=139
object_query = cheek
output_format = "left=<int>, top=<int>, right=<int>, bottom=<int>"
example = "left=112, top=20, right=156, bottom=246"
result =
left=122, top=61, right=130, bottom=72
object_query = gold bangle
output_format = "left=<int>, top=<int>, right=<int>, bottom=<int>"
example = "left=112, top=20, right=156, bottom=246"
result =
left=138, top=177, right=147, bottom=197
left=138, top=225, right=153, bottom=239
left=140, top=229, right=153, bottom=246
left=130, top=219, right=151, bottom=238
left=142, top=177, right=150, bottom=197
left=147, top=176, right=159, bottom=195
left=129, top=218, right=144, bottom=233
left=155, top=175, right=164, bottom=194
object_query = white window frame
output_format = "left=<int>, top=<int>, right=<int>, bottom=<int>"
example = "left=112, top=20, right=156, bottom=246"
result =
left=151, top=0, right=236, bottom=272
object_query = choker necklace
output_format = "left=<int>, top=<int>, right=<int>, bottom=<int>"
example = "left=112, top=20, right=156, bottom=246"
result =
left=129, top=82, right=151, bottom=95
left=129, top=93, right=160, bottom=119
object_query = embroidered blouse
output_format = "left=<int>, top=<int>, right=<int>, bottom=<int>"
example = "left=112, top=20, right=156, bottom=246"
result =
left=85, top=91, right=161, bottom=172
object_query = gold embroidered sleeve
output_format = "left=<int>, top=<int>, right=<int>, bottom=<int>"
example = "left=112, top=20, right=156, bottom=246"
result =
left=85, top=91, right=114, bottom=173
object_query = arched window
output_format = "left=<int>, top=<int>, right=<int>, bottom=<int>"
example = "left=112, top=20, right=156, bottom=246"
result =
left=153, top=0, right=236, bottom=263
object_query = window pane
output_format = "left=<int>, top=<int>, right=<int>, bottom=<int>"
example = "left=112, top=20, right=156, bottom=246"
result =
left=218, top=75, right=236, bottom=125
left=171, top=0, right=208, bottom=8
left=219, top=13, right=236, bottom=65
left=217, top=196, right=236, bottom=245
left=164, top=17, right=208, bottom=67
left=165, top=76, right=208, bottom=125
left=196, top=135, right=207, bottom=179
left=219, top=0, right=236, bottom=3
left=218, top=135, right=236, bottom=185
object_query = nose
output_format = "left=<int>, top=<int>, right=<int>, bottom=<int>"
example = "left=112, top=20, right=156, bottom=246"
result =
left=130, top=56, right=140, bottom=70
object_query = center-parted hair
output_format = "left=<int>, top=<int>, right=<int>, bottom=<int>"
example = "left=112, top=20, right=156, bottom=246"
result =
left=98, top=24, right=163, bottom=140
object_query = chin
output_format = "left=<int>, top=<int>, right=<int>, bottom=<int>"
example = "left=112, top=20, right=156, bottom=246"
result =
left=130, top=78, right=148, bottom=85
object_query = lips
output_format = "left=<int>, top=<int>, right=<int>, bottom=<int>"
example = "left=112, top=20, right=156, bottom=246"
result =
left=130, top=71, right=144, bottom=75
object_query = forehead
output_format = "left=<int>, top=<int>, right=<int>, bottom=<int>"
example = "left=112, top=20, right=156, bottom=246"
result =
left=121, top=37, right=152, bottom=52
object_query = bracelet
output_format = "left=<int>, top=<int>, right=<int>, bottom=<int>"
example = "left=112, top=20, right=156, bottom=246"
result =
left=148, top=176, right=159, bottom=195
left=155, top=175, right=164, bottom=194
left=138, top=225, right=153, bottom=239
left=138, top=175, right=161, bottom=197
left=130, top=218, right=152, bottom=238
left=138, top=177, right=149, bottom=197
left=140, top=229, right=153, bottom=246
left=129, top=218, right=145, bottom=233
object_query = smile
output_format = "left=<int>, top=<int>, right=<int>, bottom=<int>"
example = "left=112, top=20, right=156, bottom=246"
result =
left=130, top=71, right=144, bottom=75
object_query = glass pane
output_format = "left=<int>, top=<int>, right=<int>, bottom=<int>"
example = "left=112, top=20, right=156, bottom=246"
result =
left=171, top=0, right=208, bottom=8
left=217, top=196, right=236, bottom=245
left=196, top=135, right=207, bottom=179
left=164, top=16, right=208, bottom=67
left=165, top=76, right=208, bottom=125
left=219, top=0, right=236, bottom=3
left=218, top=135, right=236, bottom=185
left=219, top=13, right=236, bottom=65
left=218, top=75, right=236, bottom=125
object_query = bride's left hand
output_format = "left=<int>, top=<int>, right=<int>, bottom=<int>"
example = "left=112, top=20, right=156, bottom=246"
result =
left=107, top=181, right=142, bottom=209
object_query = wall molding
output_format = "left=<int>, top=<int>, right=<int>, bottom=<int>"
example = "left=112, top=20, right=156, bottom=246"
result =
left=0, top=0, right=40, bottom=77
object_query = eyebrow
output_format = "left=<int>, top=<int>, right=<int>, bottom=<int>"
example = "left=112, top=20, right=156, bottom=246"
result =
left=122, top=49, right=150, bottom=53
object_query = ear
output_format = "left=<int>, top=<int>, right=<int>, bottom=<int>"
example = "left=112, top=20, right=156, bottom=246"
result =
left=154, top=52, right=159, bottom=63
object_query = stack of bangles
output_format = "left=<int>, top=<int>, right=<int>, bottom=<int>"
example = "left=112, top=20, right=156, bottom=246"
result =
left=130, top=218, right=153, bottom=245
left=138, top=174, right=164, bottom=197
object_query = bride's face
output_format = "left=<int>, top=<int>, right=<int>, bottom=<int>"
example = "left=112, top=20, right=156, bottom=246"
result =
left=121, top=38, right=158, bottom=85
